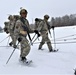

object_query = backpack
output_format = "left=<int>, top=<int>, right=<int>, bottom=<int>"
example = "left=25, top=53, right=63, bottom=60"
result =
left=35, top=18, right=43, bottom=22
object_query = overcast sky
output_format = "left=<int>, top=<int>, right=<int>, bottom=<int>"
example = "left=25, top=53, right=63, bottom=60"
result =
left=0, top=0, right=76, bottom=27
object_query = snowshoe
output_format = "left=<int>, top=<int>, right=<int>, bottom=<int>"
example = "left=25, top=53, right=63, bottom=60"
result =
left=20, top=60, right=32, bottom=66
left=38, top=47, right=44, bottom=50
left=38, top=48, right=44, bottom=50
left=19, top=57, right=32, bottom=66
left=49, top=49, right=58, bottom=52
left=24, top=60, right=32, bottom=65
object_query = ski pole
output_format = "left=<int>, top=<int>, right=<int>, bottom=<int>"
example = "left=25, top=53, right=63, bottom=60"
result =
left=31, top=33, right=36, bottom=41
left=32, top=33, right=40, bottom=41
left=49, top=30, right=52, bottom=38
left=37, top=37, right=40, bottom=41
left=32, top=36, right=39, bottom=44
left=52, top=27, right=57, bottom=50
left=0, top=35, right=10, bottom=43
left=7, top=36, right=10, bottom=46
left=6, top=42, right=19, bottom=64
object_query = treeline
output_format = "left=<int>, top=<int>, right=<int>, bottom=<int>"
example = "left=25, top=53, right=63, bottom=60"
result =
left=51, top=14, right=76, bottom=27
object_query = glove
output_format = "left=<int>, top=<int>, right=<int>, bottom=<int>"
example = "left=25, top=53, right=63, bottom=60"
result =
left=18, top=37, right=22, bottom=42
left=37, top=33, right=41, bottom=37
left=4, top=28, right=9, bottom=34
left=4, top=28, right=7, bottom=31
left=34, top=30, right=39, bottom=34
left=51, top=26, right=54, bottom=29
left=6, top=31, right=9, bottom=34
left=34, top=30, right=40, bottom=37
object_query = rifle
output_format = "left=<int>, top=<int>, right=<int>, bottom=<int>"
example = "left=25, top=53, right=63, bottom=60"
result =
left=20, top=18, right=32, bottom=45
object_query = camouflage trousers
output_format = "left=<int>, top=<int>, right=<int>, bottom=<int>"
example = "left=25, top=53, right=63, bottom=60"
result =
left=39, top=33, right=52, bottom=51
left=20, top=36, right=30, bottom=58
left=10, top=32, right=17, bottom=47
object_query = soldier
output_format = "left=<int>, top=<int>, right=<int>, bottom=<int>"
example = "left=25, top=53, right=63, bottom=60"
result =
left=7, top=15, right=17, bottom=48
left=4, top=15, right=17, bottom=48
left=37, top=14, right=56, bottom=52
left=14, top=9, right=38, bottom=62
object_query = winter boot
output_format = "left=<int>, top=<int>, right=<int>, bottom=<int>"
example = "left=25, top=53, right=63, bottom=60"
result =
left=49, top=49, right=53, bottom=52
left=38, top=46, right=42, bottom=50
left=9, top=42, right=13, bottom=46
left=21, top=57, right=27, bottom=62
left=20, top=57, right=32, bottom=65
left=38, top=47, right=41, bottom=50
left=49, top=49, right=58, bottom=52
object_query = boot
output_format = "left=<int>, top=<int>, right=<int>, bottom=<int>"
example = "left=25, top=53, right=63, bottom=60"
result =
left=21, top=57, right=27, bottom=62
left=38, top=46, right=42, bottom=50
left=38, top=47, right=41, bottom=50
left=49, top=49, right=58, bottom=52
left=9, top=42, right=13, bottom=46
left=49, top=49, right=53, bottom=52
left=20, top=57, right=32, bottom=64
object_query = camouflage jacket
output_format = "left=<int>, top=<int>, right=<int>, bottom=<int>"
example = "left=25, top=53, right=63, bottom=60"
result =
left=14, top=17, right=34, bottom=37
left=37, top=20, right=49, bottom=34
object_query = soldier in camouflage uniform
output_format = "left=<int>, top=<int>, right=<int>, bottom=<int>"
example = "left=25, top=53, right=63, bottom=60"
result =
left=37, top=15, right=53, bottom=52
left=7, top=15, right=17, bottom=48
left=14, top=9, right=37, bottom=62
left=4, top=15, right=17, bottom=48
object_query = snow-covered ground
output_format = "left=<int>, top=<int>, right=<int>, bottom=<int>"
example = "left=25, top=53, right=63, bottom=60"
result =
left=0, top=26, right=76, bottom=75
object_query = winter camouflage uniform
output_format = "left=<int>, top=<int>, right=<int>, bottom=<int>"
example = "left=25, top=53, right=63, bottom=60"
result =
left=37, top=15, right=53, bottom=52
left=4, top=15, right=17, bottom=47
left=14, top=17, right=34, bottom=59
left=7, top=15, right=17, bottom=47
left=14, top=9, right=34, bottom=60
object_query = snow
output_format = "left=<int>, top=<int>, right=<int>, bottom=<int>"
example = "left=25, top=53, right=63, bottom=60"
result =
left=0, top=26, right=76, bottom=75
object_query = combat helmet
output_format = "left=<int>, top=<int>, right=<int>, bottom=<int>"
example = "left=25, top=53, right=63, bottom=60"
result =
left=20, top=9, right=28, bottom=15
left=44, top=14, right=50, bottom=19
